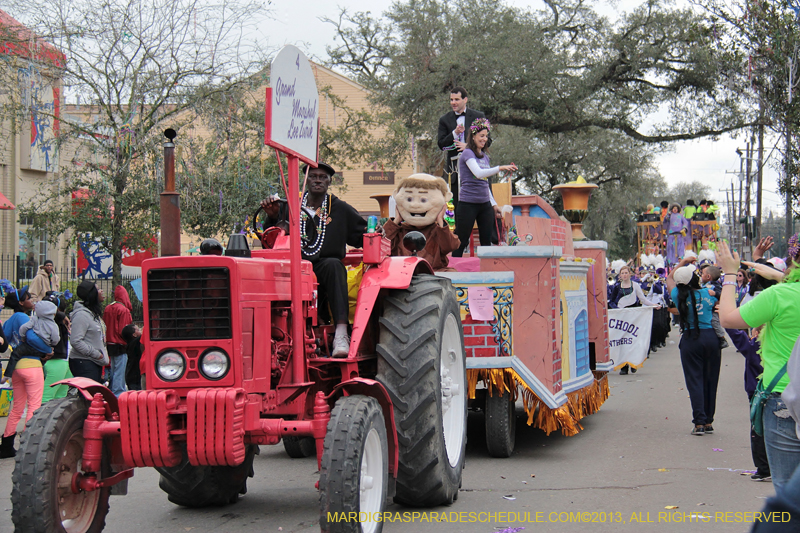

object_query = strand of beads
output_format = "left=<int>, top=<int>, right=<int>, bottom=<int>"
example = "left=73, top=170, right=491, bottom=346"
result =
left=300, top=192, right=329, bottom=257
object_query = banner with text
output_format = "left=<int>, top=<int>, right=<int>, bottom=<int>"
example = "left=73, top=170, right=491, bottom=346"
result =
left=608, top=306, right=653, bottom=370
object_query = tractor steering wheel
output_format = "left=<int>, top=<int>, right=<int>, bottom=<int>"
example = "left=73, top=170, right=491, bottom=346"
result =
left=253, top=199, right=288, bottom=249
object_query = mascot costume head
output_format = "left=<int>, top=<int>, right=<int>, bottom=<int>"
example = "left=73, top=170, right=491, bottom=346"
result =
left=393, top=173, right=451, bottom=227
left=386, top=173, right=460, bottom=271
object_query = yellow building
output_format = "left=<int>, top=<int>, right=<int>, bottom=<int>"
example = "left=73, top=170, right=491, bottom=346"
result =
left=0, top=9, right=70, bottom=271
left=310, top=63, right=416, bottom=215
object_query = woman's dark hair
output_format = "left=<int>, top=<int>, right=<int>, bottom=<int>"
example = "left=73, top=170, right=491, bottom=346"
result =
left=748, top=259, right=780, bottom=296
left=82, top=286, right=103, bottom=318
left=466, top=127, right=489, bottom=158
left=4, top=290, right=29, bottom=314
left=677, top=271, right=702, bottom=339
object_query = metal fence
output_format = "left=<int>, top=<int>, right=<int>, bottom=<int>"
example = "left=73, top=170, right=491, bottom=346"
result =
left=0, top=254, right=143, bottom=324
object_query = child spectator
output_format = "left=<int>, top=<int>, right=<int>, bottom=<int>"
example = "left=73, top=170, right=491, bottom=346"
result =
left=122, top=324, right=144, bottom=391
left=699, top=264, right=729, bottom=349
left=41, top=292, right=73, bottom=402
left=7, top=300, right=60, bottom=374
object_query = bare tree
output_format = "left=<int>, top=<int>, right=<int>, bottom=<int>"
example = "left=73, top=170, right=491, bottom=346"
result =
left=3, top=0, right=272, bottom=284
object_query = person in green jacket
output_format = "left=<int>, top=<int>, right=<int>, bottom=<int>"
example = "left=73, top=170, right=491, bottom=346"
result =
left=683, top=199, right=697, bottom=220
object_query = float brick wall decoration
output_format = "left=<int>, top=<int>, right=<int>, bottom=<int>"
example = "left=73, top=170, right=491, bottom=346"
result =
left=461, top=315, right=500, bottom=359
left=446, top=275, right=514, bottom=360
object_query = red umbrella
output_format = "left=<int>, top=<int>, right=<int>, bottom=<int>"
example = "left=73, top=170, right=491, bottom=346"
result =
left=0, top=190, right=15, bottom=210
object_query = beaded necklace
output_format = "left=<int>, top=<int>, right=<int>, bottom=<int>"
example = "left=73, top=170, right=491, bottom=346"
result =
left=300, top=192, right=330, bottom=257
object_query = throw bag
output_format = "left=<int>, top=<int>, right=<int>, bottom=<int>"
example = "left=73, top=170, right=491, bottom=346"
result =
left=750, top=363, right=788, bottom=437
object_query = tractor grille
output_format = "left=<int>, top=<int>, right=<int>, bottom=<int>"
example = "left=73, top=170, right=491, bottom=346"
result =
left=147, top=268, right=232, bottom=340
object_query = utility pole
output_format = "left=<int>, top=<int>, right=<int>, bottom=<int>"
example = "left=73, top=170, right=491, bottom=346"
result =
left=746, top=140, right=754, bottom=258
left=788, top=122, right=794, bottom=242
left=729, top=185, right=736, bottom=251
left=738, top=153, right=744, bottom=246
left=757, top=106, right=765, bottom=240
left=725, top=187, right=737, bottom=248
left=723, top=176, right=738, bottom=252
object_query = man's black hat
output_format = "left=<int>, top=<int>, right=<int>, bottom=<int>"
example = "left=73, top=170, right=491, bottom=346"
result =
left=302, top=162, right=336, bottom=177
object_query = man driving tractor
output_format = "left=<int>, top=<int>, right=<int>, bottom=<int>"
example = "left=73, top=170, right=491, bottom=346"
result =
left=260, top=162, right=370, bottom=357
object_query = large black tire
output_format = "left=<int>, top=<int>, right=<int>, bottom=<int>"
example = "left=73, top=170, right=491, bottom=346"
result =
left=283, top=436, right=316, bottom=458
left=11, top=396, right=111, bottom=533
left=376, top=274, right=467, bottom=507
left=485, top=389, right=516, bottom=458
left=157, top=444, right=258, bottom=507
left=319, top=395, right=388, bottom=533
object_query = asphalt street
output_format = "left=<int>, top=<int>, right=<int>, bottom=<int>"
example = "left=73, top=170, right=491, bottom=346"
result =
left=0, top=333, right=778, bottom=533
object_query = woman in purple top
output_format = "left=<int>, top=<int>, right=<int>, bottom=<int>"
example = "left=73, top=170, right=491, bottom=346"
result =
left=452, top=118, right=517, bottom=256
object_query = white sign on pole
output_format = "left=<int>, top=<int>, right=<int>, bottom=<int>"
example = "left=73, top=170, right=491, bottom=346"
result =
left=268, top=45, right=319, bottom=162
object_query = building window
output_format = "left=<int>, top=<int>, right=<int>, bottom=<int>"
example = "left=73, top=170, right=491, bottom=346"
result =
left=18, top=216, right=47, bottom=279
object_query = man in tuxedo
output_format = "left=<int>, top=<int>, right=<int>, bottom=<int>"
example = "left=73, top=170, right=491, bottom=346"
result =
left=437, top=86, right=486, bottom=213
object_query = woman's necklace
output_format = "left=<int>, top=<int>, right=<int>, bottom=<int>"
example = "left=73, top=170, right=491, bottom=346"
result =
left=300, top=192, right=330, bottom=257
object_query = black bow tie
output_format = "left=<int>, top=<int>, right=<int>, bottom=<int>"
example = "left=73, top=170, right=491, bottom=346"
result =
left=455, top=112, right=464, bottom=117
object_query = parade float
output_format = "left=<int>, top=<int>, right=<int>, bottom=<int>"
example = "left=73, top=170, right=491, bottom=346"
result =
left=435, top=177, right=612, bottom=457
left=636, top=206, right=720, bottom=267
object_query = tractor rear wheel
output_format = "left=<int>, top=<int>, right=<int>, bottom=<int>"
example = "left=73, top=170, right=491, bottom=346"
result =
left=485, top=389, right=516, bottom=458
left=376, top=274, right=467, bottom=507
left=11, top=396, right=110, bottom=533
left=283, top=436, right=316, bottom=458
left=156, top=445, right=258, bottom=507
left=319, top=395, right=388, bottom=533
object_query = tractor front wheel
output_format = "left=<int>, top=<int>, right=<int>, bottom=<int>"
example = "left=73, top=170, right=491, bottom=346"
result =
left=485, top=389, right=516, bottom=458
left=376, top=274, right=467, bottom=507
left=11, top=396, right=111, bottom=533
left=156, top=445, right=258, bottom=507
left=319, top=395, right=388, bottom=533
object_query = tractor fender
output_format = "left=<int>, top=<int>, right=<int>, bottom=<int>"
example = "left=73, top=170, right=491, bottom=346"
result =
left=348, top=256, right=433, bottom=358
left=331, top=377, right=399, bottom=477
left=53, top=377, right=119, bottom=414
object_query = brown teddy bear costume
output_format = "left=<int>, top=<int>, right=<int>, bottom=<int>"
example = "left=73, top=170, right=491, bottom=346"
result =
left=383, top=173, right=461, bottom=271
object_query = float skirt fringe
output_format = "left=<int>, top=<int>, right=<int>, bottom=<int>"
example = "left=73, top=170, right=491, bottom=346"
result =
left=467, top=368, right=609, bottom=436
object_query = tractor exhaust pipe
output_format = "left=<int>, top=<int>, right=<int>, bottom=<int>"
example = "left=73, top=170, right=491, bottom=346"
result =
left=160, top=128, right=181, bottom=257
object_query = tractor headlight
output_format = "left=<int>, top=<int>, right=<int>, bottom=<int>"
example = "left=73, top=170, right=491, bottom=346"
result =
left=155, top=350, right=185, bottom=382
left=199, top=349, right=230, bottom=380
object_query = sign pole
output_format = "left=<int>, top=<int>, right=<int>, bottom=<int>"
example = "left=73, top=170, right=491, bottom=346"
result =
left=265, top=45, right=320, bottom=377
left=287, top=154, right=306, bottom=381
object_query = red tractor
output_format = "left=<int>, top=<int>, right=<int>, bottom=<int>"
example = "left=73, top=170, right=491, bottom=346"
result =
left=11, top=180, right=467, bottom=532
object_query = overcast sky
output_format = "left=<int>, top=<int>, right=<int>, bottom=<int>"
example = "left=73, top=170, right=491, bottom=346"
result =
left=264, top=0, right=787, bottom=220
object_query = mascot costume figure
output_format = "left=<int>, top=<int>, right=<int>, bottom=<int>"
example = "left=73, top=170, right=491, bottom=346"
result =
left=383, top=173, right=461, bottom=271
left=663, top=202, right=690, bottom=266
